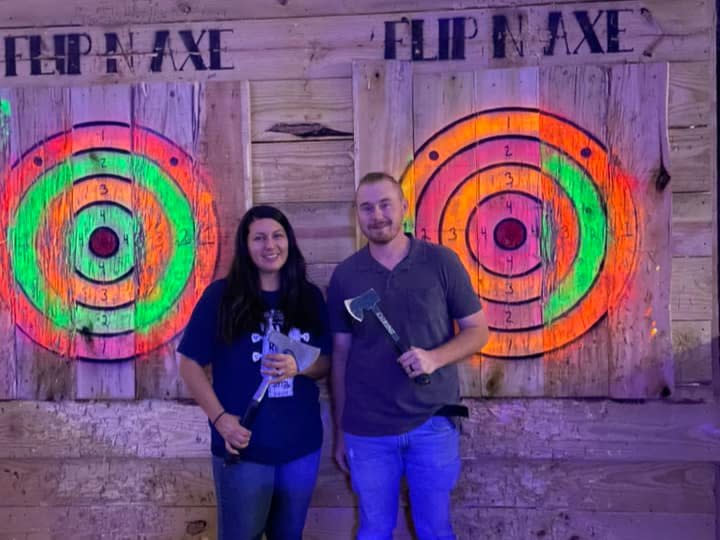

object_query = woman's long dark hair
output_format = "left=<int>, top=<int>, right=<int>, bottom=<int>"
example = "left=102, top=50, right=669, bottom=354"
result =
left=218, top=205, right=321, bottom=342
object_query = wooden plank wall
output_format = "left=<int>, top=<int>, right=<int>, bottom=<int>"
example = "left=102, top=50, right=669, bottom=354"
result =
left=0, top=0, right=717, bottom=538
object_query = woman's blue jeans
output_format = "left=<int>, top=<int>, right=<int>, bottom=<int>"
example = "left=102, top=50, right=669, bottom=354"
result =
left=344, top=416, right=461, bottom=540
left=211, top=449, right=321, bottom=540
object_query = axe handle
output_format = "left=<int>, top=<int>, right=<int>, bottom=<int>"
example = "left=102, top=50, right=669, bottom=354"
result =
left=224, top=399, right=261, bottom=465
left=373, top=308, right=431, bottom=386
left=240, top=399, right=261, bottom=428
left=225, top=376, right=270, bottom=463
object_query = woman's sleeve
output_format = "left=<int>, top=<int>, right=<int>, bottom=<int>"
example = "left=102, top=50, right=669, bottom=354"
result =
left=176, top=281, right=222, bottom=366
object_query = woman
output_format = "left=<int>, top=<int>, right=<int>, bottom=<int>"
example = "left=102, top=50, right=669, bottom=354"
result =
left=178, top=205, right=330, bottom=540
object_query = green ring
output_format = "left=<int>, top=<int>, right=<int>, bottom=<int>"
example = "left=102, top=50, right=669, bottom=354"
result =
left=540, top=148, right=607, bottom=323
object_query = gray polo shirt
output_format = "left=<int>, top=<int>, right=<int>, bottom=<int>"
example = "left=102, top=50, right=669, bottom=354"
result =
left=327, top=235, right=482, bottom=436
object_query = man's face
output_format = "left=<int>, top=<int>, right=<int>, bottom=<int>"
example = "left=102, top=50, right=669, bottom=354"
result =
left=355, top=180, right=408, bottom=245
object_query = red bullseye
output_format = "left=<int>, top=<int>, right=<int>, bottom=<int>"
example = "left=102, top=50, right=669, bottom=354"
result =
left=88, top=226, right=119, bottom=258
left=494, top=218, right=526, bottom=250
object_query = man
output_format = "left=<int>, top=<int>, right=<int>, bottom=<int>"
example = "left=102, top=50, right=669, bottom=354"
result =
left=327, top=172, right=489, bottom=539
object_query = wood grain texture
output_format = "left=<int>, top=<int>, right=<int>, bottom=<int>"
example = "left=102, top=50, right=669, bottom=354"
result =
left=669, top=127, right=713, bottom=193
left=352, top=60, right=414, bottom=185
left=671, top=257, right=714, bottom=321
left=71, top=84, right=136, bottom=399
left=672, top=192, right=713, bottom=257
left=537, top=64, right=611, bottom=398
left=0, top=0, right=711, bottom=27
left=196, top=79, right=252, bottom=279
left=0, top=88, right=16, bottom=399
left=668, top=61, right=713, bottom=128
left=251, top=79, right=353, bottom=143
left=252, top=140, right=355, bottom=203
left=0, top=2, right=712, bottom=87
left=606, top=63, right=673, bottom=398
left=1, top=398, right=717, bottom=461
left=9, top=87, right=75, bottom=400
left=275, top=202, right=356, bottom=264
left=672, top=320, right=713, bottom=383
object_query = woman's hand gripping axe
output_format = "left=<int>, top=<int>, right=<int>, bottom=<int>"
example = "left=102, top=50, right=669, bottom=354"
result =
left=226, top=326, right=321, bottom=463
left=344, top=288, right=431, bottom=386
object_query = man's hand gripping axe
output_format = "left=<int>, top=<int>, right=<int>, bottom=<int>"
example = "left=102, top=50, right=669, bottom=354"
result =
left=344, top=288, right=430, bottom=386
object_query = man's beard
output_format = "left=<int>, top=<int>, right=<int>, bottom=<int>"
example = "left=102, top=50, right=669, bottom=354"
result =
left=366, top=221, right=398, bottom=244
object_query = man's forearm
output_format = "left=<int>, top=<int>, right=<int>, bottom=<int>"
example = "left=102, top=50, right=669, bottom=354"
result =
left=431, top=325, right=488, bottom=369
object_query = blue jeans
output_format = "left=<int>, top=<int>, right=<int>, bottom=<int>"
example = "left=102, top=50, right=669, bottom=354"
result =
left=211, top=449, right=321, bottom=540
left=344, top=416, right=460, bottom=540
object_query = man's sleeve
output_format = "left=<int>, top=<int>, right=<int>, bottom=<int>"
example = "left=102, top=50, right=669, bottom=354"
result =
left=176, top=282, right=221, bottom=365
left=326, top=266, right=352, bottom=334
left=444, top=249, right=482, bottom=320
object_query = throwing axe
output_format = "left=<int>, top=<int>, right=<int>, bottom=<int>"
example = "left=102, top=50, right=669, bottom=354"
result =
left=226, top=328, right=321, bottom=464
left=344, top=288, right=431, bottom=386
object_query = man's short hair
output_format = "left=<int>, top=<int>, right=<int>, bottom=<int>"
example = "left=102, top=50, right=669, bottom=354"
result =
left=357, top=172, right=403, bottom=198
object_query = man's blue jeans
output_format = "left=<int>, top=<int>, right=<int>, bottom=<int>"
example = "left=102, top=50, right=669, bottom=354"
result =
left=211, top=449, right=321, bottom=540
left=344, top=416, right=461, bottom=540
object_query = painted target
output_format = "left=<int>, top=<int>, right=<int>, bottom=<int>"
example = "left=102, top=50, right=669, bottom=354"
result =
left=400, top=108, right=638, bottom=358
left=0, top=122, right=219, bottom=361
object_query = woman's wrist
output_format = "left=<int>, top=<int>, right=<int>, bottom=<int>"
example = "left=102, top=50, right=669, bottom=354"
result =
left=211, top=410, right=226, bottom=427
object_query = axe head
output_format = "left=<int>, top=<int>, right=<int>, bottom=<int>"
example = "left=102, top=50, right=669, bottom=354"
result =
left=344, top=288, right=380, bottom=322
left=268, top=330, right=320, bottom=373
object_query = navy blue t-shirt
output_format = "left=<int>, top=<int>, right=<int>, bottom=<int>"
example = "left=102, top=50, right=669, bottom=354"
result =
left=177, top=279, right=331, bottom=463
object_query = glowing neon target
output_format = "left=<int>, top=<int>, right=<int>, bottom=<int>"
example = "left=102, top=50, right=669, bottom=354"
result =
left=0, top=122, right=219, bottom=360
left=401, top=108, right=638, bottom=358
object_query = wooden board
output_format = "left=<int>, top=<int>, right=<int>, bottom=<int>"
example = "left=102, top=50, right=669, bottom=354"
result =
left=672, top=320, right=713, bottom=383
left=1, top=398, right=718, bottom=461
left=1, top=456, right=714, bottom=537
left=252, top=140, right=355, bottom=203
left=352, top=60, right=414, bottom=183
left=671, top=257, right=714, bottom=321
left=196, top=79, right=252, bottom=279
left=0, top=505, right=216, bottom=539
left=8, top=87, right=76, bottom=400
left=0, top=0, right=711, bottom=26
left=606, top=63, right=673, bottom=399
left=0, top=400, right=210, bottom=459
left=132, top=82, right=205, bottom=400
left=275, top=202, right=356, bottom=264
left=668, top=127, right=713, bottom=193
left=250, top=79, right=353, bottom=143
left=0, top=2, right=712, bottom=86
left=472, top=67, right=543, bottom=395
left=70, top=84, right=136, bottom=399
left=452, top=508, right=715, bottom=540
left=0, top=88, right=16, bottom=399
left=535, top=65, right=613, bottom=398
left=459, top=398, right=720, bottom=462
left=672, top=192, right=713, bottom=257
left=668, top=61, right=713, bottom=129
left=0, top=301, right=15, bottom=398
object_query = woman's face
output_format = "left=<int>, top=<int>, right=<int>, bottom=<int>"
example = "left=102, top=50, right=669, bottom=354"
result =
left=247, top=218, right=289, bottom=275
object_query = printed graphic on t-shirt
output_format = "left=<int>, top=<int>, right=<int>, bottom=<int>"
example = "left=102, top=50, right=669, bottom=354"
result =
left=249, top=309, right=314, bottom=399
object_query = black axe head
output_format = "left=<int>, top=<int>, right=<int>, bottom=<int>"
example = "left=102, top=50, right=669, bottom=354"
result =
left=344, top=288, right=380, bottom=322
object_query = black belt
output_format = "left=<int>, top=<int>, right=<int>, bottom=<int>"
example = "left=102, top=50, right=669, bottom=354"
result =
left=433, top=404, right=469, bottom=418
